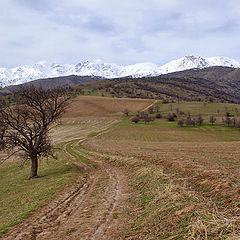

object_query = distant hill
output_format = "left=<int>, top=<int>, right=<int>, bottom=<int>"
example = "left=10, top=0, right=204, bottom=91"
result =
left=1, top=66, right=240, bottom=103
left=71, top=66, right=240, bottom=103
left=0, top=75, right=103, bottom=95
left=166, top=66, right=240, bottom=83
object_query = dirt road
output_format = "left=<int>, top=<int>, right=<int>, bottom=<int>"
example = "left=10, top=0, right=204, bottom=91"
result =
left=141, top=100, right=158, bottom=112
left=4, top=140, right=132, bottom=240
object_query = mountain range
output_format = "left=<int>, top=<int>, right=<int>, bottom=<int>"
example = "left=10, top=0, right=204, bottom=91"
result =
left=1, top=55, right=240, bottom=88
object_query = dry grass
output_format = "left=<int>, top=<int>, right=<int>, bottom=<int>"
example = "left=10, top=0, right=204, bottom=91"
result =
left=83, top=120, right=240, bottom=239
left=80, top=146, right=240, bottom=239
left=51, top=116, right=118, bottom=144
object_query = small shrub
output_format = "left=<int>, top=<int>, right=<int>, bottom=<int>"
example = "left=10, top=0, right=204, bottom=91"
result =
left=177, top=118, right=184, bottom=127
left=144, top=115, right=154, bottom=124
left=209, top=115, right=216, bottom=125
left=138, top=111, right=147, bottom=120
left=186, top=115, right=193, bottom=126
left=225, top=111, right=231, bottom=117
left=131, top=116, right=140, bottom=123
left=162, top=99, right=169, bottom=104
left=148, top=106, right=154, bottom=114
left=166, top=113, right=177, bottom=121
left=224, top=117, right=232, bottom=126
left=179, top=111, right=185, bottom=116
left=155, top=113, right=162, bottom=119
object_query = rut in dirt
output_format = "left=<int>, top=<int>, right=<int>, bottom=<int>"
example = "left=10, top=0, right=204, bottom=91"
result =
left=3, top=141, right=132, bottom=240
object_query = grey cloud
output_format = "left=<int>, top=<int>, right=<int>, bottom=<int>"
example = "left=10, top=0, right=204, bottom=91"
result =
left=0, top=0, right=240, bottom=67
left=16, top=0, right=54, bottom=12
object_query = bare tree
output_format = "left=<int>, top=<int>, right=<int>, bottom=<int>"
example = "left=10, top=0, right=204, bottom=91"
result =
left=224, top=116, right=232, bottom=126
left=186, top=115, right=193, bottom=126
left=197, top=114, right=204, bottom=125
left=177, top=118, right=184, bottom=127
left=0, top=86, right=71, bottom=178
left=123, top=109, right=130, bottom=116
left=209, top=115, right=216, bottom=125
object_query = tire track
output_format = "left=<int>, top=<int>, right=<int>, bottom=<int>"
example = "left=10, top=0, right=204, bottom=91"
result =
left=4, top=140, right=132, bottom=240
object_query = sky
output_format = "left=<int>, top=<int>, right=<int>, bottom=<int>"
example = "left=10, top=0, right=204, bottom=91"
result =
left=1, top=0, right=240, bottom=68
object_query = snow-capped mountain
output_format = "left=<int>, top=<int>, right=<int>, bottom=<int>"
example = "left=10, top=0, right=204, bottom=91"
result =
left=159, top=56, right=240, bottom=74
left=1, top=56, right=240, bottom=88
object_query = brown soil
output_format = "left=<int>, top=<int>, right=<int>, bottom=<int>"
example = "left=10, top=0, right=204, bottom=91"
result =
left=63, top=96, right=152, bottom=117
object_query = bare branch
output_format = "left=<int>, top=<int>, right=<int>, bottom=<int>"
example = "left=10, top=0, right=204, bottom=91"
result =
left=0, top=85, right=71, bottom=178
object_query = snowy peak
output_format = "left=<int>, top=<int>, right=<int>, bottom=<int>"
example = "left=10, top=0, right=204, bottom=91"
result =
left=159, top=55, right=240, bottom=74
left=0, top=56, right=240, bottom=87
left=74, top=60, right=121, bottom=78
left=120, top=62, right=160, bottom=77
left=208, top=56, right=240, bottom=68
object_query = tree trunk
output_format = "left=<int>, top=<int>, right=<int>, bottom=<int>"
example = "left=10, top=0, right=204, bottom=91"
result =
left=30, top=155, right=38, bottom=178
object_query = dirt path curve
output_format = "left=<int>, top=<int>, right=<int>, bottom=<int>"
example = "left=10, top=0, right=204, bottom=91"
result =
left=4, top=142, right=132, bottom=240
left=141, top=99, right=158, bottom=112
left=2, top=100, right=158, bottom=239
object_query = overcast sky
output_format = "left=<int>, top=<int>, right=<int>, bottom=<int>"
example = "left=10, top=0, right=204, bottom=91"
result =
left=1, top=0, right=240, bottom=67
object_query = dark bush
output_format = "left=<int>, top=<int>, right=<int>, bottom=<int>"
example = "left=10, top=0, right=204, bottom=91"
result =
left=177, top=118, right=184, bottom=127
left=186, top=115, right=193, bottom=126
left=131, top=116, right=140, bottom=123
left=155, top=113, right=162, bottom=119
left=224, top=116, right=232, bottom=126
left=148, top=106, right=154, bottom=114
left=143, top=115, right=154, bottom=124
left=179, top=111, right=185, bottom=115
left=166, top=113, right=177, bottom=121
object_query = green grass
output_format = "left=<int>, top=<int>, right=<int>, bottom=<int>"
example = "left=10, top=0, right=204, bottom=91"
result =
left=0, top=144, right=83, bottom=236
left=66, top=141, right=92, bottom=164
left=155, top=102, right=240, bottom=116
left=106, top=120, right=240, bottom=143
